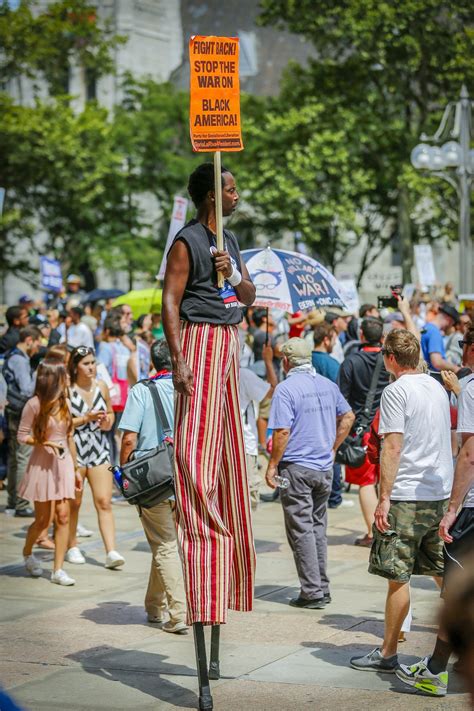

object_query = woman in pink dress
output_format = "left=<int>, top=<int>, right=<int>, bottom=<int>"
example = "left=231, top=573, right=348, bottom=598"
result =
left=18, top=361, right=82, bottom=585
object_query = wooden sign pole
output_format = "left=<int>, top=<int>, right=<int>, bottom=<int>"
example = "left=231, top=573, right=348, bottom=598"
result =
left=214, top=150, right=224, bottom=288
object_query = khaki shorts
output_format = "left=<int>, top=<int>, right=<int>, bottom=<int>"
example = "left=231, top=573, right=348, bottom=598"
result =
left=368, top=499, right=448, bottom=583
left=258, top=396, right=271, bottom=420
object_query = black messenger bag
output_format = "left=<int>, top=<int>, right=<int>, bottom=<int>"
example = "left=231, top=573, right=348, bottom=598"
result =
left=335, top=352, right=384, bottom=469
left=119, top=379, right=175, bottom=508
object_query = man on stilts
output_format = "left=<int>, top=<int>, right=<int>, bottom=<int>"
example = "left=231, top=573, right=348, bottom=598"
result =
left=162, top=161, right=256, bottom=710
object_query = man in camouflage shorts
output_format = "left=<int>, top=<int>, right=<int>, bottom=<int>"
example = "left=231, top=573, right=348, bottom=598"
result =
left=350, top=330, right=454, bottom=674
left=369, top=500, right=448, bottom=582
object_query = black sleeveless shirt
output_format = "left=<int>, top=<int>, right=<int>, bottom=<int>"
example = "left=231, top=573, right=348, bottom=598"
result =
left=171, top=219, right=243, bottom=325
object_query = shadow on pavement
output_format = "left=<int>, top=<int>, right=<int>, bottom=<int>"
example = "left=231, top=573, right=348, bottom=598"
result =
left=313, top=613, right=431, bottom=635
left=67, top=645, right=198, bottom=708
left=254, top=584, right=299, bottom=602
left=254, top=539, right=283, bottom=554
left=410, top=577, right=441, bottom=591
left=133, top=538, right=283, bottom=557
left=132, top=540, right=150, bottom=553
left=81, top=601, right=151, bottom=626
left=327, top=532, right=365, bottom=546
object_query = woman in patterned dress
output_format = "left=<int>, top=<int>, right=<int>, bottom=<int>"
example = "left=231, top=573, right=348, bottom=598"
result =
left=66, top=347, right=125, bottom=569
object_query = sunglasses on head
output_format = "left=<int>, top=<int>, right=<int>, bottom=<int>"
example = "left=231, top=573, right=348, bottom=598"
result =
left=73, top=346, right=94, bottom=358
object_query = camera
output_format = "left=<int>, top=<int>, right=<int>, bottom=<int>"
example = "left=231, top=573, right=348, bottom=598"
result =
left=378, top=295, right=399, bottom=309
left=377, top=284, right=403, bottom=310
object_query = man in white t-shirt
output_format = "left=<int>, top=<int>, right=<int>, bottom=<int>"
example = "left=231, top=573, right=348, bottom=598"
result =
left=62, top=306, right=94, bottom=350
left=397, top=327, right=474, bottom=696
left=240, top=341, right=276, bottom=509
left=351, top=329, right=453, bottom=675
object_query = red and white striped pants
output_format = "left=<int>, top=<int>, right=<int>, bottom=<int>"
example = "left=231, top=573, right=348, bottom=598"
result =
left=174, top=321, right=256, bottom=625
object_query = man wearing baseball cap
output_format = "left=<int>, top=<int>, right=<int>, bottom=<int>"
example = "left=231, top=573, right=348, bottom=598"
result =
left=18, top=294, right=34, bottom=309
left=265, top=337, right=354, bottom=608
left=421, top=302, right=460, bottom=373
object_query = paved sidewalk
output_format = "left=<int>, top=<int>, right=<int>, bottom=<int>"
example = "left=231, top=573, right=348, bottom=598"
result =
left=0, top=484, right=469, bottom=710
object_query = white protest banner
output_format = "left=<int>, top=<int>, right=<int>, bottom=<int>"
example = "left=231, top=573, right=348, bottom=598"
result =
left=336, top=276, right=360, bottom=315
left=414, top=244, right=436, bottom=288
left=157, top=196, right=189, bottom=280
left=402, top=283, right=416, bottom=300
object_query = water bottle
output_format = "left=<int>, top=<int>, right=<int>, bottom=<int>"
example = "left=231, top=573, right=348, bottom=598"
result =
left=111, top=465, right=123, bottom=488
left=273, top=474, right=290, bottom=489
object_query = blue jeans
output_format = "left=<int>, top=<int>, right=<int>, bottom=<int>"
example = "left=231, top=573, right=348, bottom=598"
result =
left=328, top=463, right=342, bottom=508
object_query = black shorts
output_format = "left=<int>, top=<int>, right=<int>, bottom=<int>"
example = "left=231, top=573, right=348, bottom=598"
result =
left=443, top=507, right=474, bottom=584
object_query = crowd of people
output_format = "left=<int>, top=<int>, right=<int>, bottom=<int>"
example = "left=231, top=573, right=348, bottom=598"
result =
left=1, top=262, right=473, bottom=697
left=0, top=291, right=162, bottom=584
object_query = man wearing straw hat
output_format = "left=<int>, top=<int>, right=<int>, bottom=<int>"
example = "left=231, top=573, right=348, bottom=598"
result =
left=162, top=162, right=256, bottom=628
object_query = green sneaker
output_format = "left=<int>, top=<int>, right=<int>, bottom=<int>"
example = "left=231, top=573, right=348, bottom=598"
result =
left=396, top=656, right=448, bottom=696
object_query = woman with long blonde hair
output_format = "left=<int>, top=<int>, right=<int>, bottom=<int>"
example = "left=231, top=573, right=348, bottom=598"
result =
left=18, top=361, right=82, bottom=585
left=32, top=344, right=72, bottom=551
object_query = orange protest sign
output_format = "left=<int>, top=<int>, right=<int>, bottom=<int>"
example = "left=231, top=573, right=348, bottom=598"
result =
left=189, top=35, right=243, bottom=152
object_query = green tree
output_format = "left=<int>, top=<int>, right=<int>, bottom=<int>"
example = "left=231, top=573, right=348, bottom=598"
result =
left=0, top=94, right=132, bottom=288
left=107, top=77, right=200, bottom=287
left=0, top=79, right=200, bottom=290
left=112, top=77, right=200, bottom=225
left=0, top=3, right=200, bottom=290
left=230, top=95, right=375, bottom=272
left=0, top=0, right=124, bottom=97
left=257, top=0, right=473, bottom=280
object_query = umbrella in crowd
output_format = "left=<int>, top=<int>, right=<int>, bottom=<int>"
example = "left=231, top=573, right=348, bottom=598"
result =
left=241, top=246, right=346, bottom=312
left=82, top=288, right=125, bottom=303
left=113, top=288, right=162, bottom=319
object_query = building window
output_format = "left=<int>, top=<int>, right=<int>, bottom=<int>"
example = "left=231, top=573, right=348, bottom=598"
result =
left=86, top=68, right=97, bottom=101
left=238, top=31, right=258, bottom=77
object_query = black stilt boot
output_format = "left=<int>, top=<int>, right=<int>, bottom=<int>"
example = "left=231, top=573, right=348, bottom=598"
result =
left=193, top=623, right=213, bottom=710
left=209, top=625, right=220, bottom=680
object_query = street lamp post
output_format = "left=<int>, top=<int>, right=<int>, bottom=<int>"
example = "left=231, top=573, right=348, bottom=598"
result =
left=411, top=85, right=473, bottom=293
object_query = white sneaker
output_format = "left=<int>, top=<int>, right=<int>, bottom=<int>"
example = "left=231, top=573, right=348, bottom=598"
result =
left=340, top=499, right=355, bottom=507
left=105, top=550, right=125, bottom=569
left=65, top=546, right=86, bottom=564
left=51, top=569, right=75, bottom=586
left=76, top=523, right=93, bottom=537
left=162, top=620, right=189, bottom=634
left=24, top=554, right=43, bottom=577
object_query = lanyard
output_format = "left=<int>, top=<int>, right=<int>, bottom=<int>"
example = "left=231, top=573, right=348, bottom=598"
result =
left=151, top=370, right=173, bottom=380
